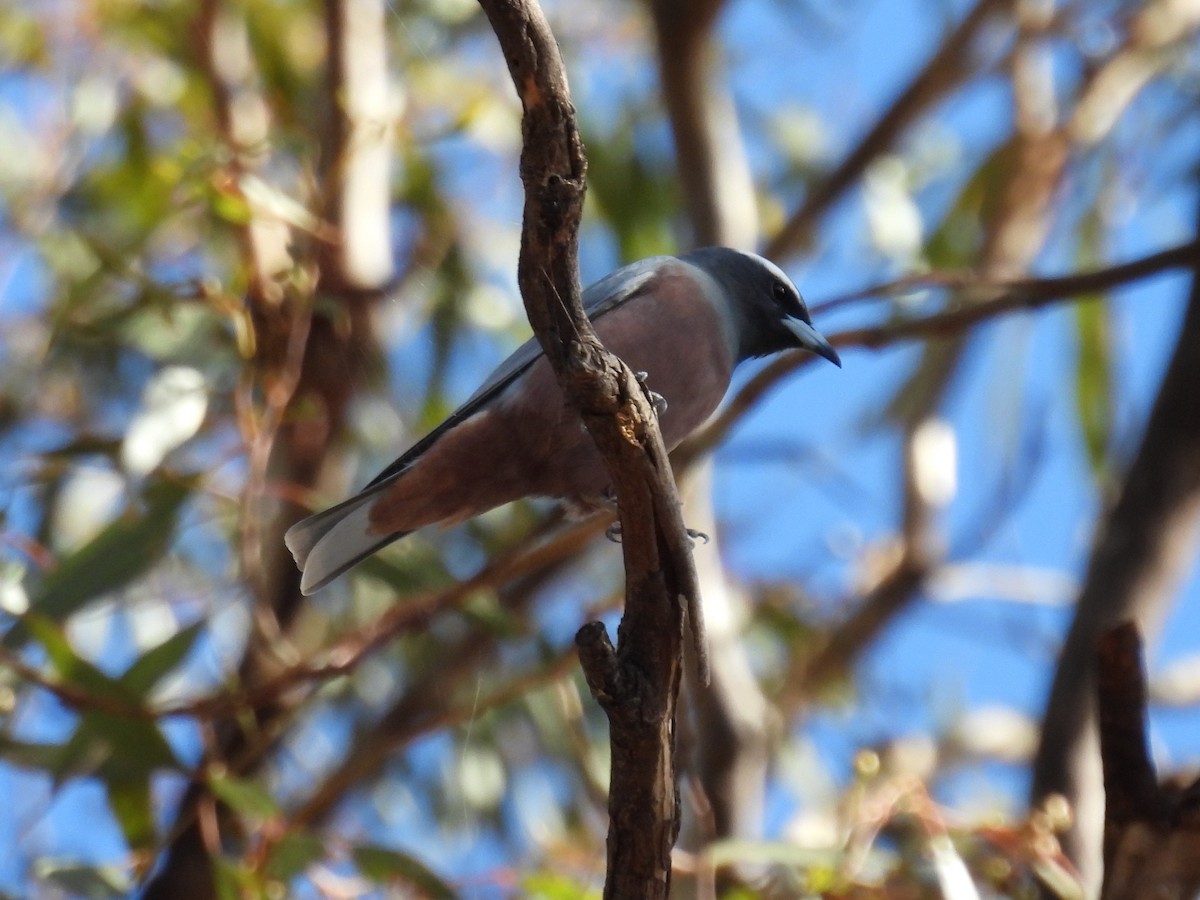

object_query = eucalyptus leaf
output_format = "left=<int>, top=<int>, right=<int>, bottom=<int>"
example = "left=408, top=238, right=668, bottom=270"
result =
left=120, top=620, right=204, bottom=698
left=208, top=771, right=280, bottom=821
left=106, top=779, right=156, bottom=853
left=1074, top=296, right=1112, bottom=479
left=6, top=480, right=190, bottom=647
left=352, top=844, right=456, bottom=898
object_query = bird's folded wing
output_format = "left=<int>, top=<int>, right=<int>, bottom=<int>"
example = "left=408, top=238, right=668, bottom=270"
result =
left=362, top=258, right=669, bottom=489
left=284, top=256, right=673, bottom=594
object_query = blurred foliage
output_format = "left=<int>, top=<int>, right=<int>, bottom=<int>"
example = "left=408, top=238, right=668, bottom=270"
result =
left=0, top=0, right=1197, bottom=896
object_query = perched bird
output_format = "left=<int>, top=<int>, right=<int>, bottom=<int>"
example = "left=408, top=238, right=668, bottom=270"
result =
left=286, top=247, right=840, bottom=594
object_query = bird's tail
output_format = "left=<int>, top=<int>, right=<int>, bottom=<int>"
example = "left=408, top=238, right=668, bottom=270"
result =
left=284, top=483, right=410, bottom=595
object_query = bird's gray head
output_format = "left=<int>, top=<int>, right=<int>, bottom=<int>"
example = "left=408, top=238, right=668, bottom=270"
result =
left=682, top=247, right=841, bottom=367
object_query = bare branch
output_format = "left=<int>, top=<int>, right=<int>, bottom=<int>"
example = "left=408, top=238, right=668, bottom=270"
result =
left=650, top=0, right=756, bottom=248
left=475, top=1, right=702, bottom=894
left=647, top=0, right=770, bottom=882
left=1096, top=623, right=1161, bottom=846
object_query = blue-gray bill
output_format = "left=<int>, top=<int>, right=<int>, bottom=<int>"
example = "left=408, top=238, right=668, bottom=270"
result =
left=783, top=317, right=842, bottom=367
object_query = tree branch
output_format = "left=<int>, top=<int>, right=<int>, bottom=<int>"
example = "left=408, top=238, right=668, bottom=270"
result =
left=646, top=0, right=774, bottom=889
left=144, top=0, right=389, bottom=894
left=475, top=2, right=702, bottom=894
left=1096, top=623, right=1160, bottom=852
left=650, top=0, right=756, bottom=250
left=1032, top=205, right=1200, bottom=892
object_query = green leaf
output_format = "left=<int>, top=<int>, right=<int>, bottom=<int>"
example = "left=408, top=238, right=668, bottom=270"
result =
left=71, top=711, right=180, bottom=782
left=211, top=857, right=250, bottom=900
left=1074, top=296, right=1112, bottom=478
left=0, top=7, right=49, bottom=66
left=264, top=831, right=326, bottom=882
left=521, top=872, right=602, bottom=900
left=120, top=621, right=204, bottom=697
left=461, top=590, right=524, bottom=638
left=208, top=771, right=279, bottom=821
left=7, top=480, right=190, bottom=647
left=924, top=140, right=1018, bottom=270
left=23, top=615, right=137, bottom=704
left=15, top=616, right=180, bottom=787
left=106, top=779, right=156, bottom=852
left=880, top=143, right=1026, bottom=431
left=34, top=860, right=131, bottom=899
left=585, top=123, right=678, bottom=262
left=0, top=735, right=73, bottom=775
left=352, top=844, right=456, bottom=898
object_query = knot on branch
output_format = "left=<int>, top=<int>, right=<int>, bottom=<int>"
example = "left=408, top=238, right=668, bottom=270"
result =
left=576, top=621, right=621, bottom=708
left=530, top=169, right=585, bottom=225
left=564, top=343, right=648, bottom=425
left=576, top=621, right=667, bottom=726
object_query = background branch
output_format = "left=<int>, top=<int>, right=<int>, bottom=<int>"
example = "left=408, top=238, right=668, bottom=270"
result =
left=1031, top=189, right=1200, bottom=893
left=144, top=0, right=389, bottom=894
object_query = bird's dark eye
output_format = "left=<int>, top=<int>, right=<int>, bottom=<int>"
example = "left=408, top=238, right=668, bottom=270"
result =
left=772, top=281, right=790, bottom=303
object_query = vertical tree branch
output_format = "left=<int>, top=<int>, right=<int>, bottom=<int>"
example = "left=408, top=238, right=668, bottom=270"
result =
left=650, top=0, right=756, bottom=251
left=1031, top=191, right=1200, bottom=893
left=1095, top=623, right=1161, bottom=862
left=1025, top=26, right=1200, bottom=882
left=475, top=1, right=702, bottom=895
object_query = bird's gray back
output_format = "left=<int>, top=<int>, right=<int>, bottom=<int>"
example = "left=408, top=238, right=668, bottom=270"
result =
left=364, top=256, right=674, bottom=489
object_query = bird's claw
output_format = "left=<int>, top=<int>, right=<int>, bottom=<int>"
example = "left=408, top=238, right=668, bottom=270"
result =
left=605, top=521, right=709, bottom=547
left=634, top=372, right=668, bottom=416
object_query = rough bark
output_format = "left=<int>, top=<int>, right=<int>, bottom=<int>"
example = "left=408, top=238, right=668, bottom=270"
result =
left=475, top=2, right=703, bottom=895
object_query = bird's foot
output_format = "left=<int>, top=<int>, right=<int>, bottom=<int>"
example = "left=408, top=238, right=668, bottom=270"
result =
left=634, top=371, right=668, bottom=416
left=605, top=521, right=709, bottom=547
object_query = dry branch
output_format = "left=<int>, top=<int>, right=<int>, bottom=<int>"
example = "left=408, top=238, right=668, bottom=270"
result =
left=475, top=1, right=704, bottom=894
left=648, top=0, right=770, bottom=884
